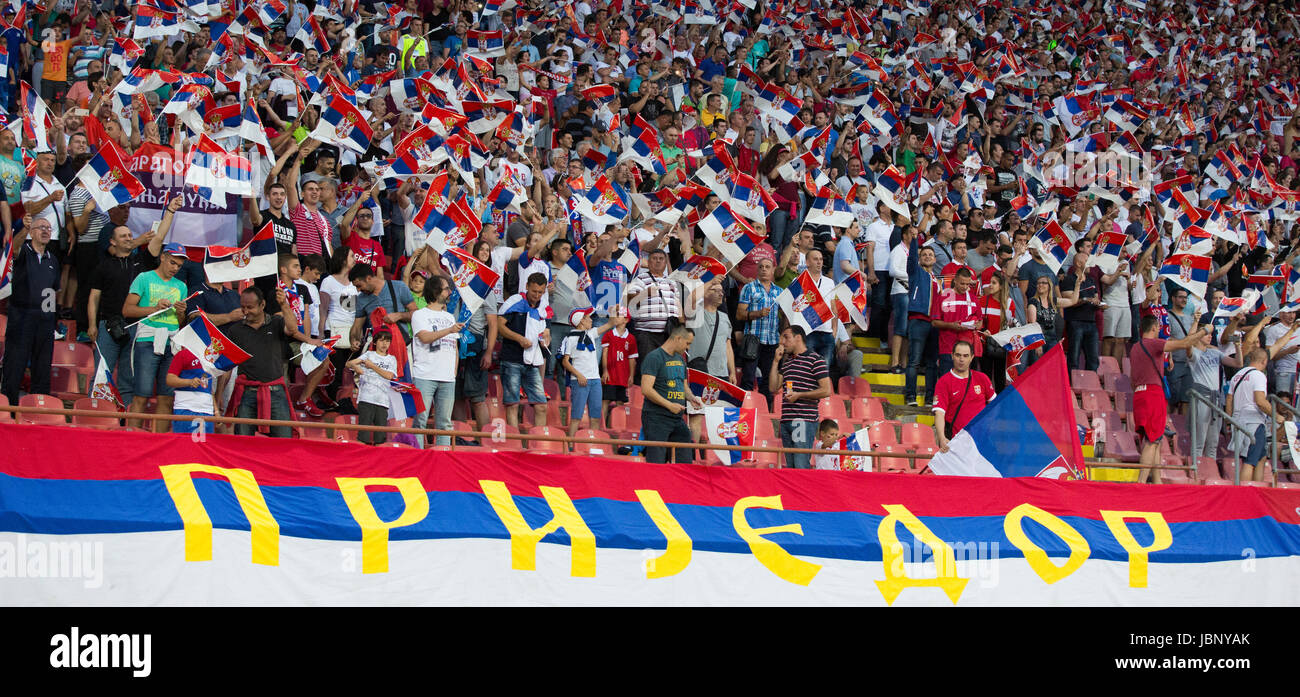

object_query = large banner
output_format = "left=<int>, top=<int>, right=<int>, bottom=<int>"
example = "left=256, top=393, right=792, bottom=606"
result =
left=1, top=424, right=1299, bottom=606
left=126, top=143, right=242, bottom=248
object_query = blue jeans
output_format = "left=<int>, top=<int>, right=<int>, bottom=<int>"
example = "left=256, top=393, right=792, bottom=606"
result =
left=781, top=419, right=813, bottom=469
left=890, top=293, right=909, bottom=337
left=234, top=385, right=293, bottom=438
left=906, top=321, right=938, bottom=402
left=767, top=209, right=792, bottom=253
left=414, top=378, right=456, bottom=447
left=133, top=341, right=175, bottom=398
left=172, top=408, right=214, bottom=434
left=95, top=321, right=136, bottom=405
left=1068, top=320, right=1099, bottom=372
left=806, top=331, right=834, bottom=366
left=569, top=377, right=602, bottom=420
left=501, top=361, right=546, bottom=405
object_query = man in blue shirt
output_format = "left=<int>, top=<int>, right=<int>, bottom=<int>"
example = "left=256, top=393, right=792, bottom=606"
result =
left=2, top=215, right=60, bottom=404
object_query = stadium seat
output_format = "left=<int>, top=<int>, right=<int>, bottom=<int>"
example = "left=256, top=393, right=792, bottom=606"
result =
left=753, top=416, right=776, bottom=441
left=837, top=375, right=872, bottom=398
left=876, top=444, right=915, bottom=473
left=527, top=426, right=566, bottom=452
left=1080, top=389, right=1112, bottom=415
left=0, top=394, right=11, bottom=423
left=1103, top=373, right=1132, bottom=395
left=71, top=398, right=121, bottom=429
left=771, top=393, right=783, bottom=419
left=51, top=341, right=94, bottom=373
left=742, top=390, right=770, bottom=415
left=295, top=411, right=330, bottom=441
left=899, top=423, right=937, bottom=450
left=607, top=405, right=641, bottom=433
left=911, top=446, right=938, bottom=473
left=1107, top=431, right=1141, bottom=462
left=1074, top=407, right=1090, bottom=429
left=817, top=397, right=848, bottom=421
left=1097, top=356, right=1121, bottom=376
left=1113, top=391, right=1133, bottom=416
left=867, top=421, right=900, bottom=447
left=628, top=386, right=644, bottom=409
left=1070, top=369, right=1102, bottom=394
left=48, top=365, right=83, bottom=402
left=574, top=429, right=614, bottom=455
left=1099, top=411, right=1126, bottom=439
left=326, top=413, right=359, bottom=440
left=18, top=394, right=67, bottom=426
left=751, top=439, right=780, bottom=468
left=850, top=397, right=886, bottom=426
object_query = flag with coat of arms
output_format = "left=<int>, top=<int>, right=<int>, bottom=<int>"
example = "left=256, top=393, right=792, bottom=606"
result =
left=778, top=270, right=834, bottom=333
left=441, top=246, right=500, bottom=317
left=171, top=313, right=253, bottom=374
left=701, top=406, right=757, bottom=465
left=75, top=144, right=145, bottom=212
left=204, top=222, right=277, bottom=283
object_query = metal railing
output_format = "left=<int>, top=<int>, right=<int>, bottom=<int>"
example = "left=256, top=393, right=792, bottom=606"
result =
left=1188, top=389, right=1259, bottom=486
left=1270, top=395, right=1299, bottom=484
left=0, top=403, right=1225, bottom=480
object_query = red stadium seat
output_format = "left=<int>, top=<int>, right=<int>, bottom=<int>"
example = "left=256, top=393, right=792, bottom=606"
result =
left=48, top=365, right=83, bottom=402
left=1113, top=391, right=1133, bottom=416
left=527, top=426, right=567, bottom=452
left=52, top=341, right=94, bottom=373
left=753, top=416, right=776, bottom=441
left=607, top=405, right=641, bottom=434
left=867, top=421, right=900, bottom=447
left=18, top=394, right=67, bottom=426
left=911, top=446, right=938, bottom=472
left=1103, top=373, right=1132, bottom=395
left=876, top=445, right=915, bottom=473
left=1098, top=356, right=1121, bottom=376
left=1074, top=407, right=1090, bottom=429
left=295, top=411, right=331, bottom=440
left=850, top=397, right=886, bottom=426
left=1106, top=431, right=1141, bottom=462
left=837, top=375, right=872, bottom=398
left=326, top=413, right=358, bottom=440
left=628, top=386, right=644, bottom=409
left=742, top=390, right=770, bottom=416
left=0, top=394, right=11, bottom=423
left=1071, top=369, right=1102, bottom=394
left=573, top=428, right=612, bottom=455
left=818, top=397, right=848, bottom=421
left=899, top=423, right=937, bottom=450
left=71, top=398, right=121, bottom=429
left=750, top=439, right=780, bottom=468
left=1080, top=389, right=1111, bottom=415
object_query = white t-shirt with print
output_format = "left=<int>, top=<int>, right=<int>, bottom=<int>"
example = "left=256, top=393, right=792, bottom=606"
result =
left=411, top=307, right=460, bottom=382
left=357, top=351, right=398, bottom=407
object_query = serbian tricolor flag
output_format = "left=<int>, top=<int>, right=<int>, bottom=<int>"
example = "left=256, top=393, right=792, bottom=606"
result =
left=312, top=94, right=373, bottom=153
left=778, top=270, right=834, bottom=333
left=615, top=237, right=641, bottom=279
left=440, top=246, right=500, bottom=316
left=1214, top=291, right=1263, bottom=325
left=834, top=428, right=874, bottom=472
left=831, top=271, right=870, bottom=330
left=1029, top=219, right=1074, bottom=274
left=487, top=171, right=527, bottom=213
left=1207, top=148, right=1244, bottom=189
left=803, top=187, right=854, bottom=227
left=619, top=114, right=667, bottom=175
left=75, top=145, right=145, bottom=211
left=670, top=255, right=729, bottom=287
left=239, top=98, right=272, bottom=155
left=293, top=14, right=330, bottom=54
left=688, top=369, right=746, bottom=409
left=580, top=83, right=618, bottom=107
left=299, top=335, right=340, bottom=377
left=480, top=0, right=517, bottom=16
left=1086, top=231, right=1127, bottom=274
left=465, top=29, right=505, bottom=58
left=185, top=134, right=252, bottom=205
left=109, top=37, right=145, bottom=74
left=1159, top=253, right=1213, bottom=299
left=204, top=222, right=277, bottom=282
left=556, top=247, right=595, bottom=306
left=929, top=344, right=1085, bottom=479
left=171, top=313, right=253, bottom=374
left=991, top=323, right=1046, bottom=382
left=699, top=203, right=763, bottom=266
left=0, top=237, right=11, bottom=301
left=701, top=406, right=757, bottom=465
left=573, top=175, right=630, bottom=226
left=727, top=173, right=777, bottom=223
left=1053, top=93, right=1093, bottom=137
left=872, top=165, right=911, bottom=216
left=19, top=81, right=52, bottom=148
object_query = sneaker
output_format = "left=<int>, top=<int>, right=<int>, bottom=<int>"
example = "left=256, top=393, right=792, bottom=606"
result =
left=315, top=392, right=340, bottom=410
left=295, top=398, right=324, bottom=418
left=75, top=331, right=92, bottom=343
left=891, top=365, right=905, bottom=374
left=53, top=326, right=67, bottom=341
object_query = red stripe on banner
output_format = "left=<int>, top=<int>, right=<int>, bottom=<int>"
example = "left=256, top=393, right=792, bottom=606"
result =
left=2, top=425, right=1299, bottom=525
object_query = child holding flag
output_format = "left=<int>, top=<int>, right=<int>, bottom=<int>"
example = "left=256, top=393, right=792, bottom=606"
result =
left=559, top=306, right=625, bottom=442
left=347, top=328, right=399, bottom=445
left=165, top=348, right=214, bottom=435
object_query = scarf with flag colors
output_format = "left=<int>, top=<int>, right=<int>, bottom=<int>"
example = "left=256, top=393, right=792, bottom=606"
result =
left=928, top=344, right=1085, bottom=479
left=170, top=313, right=253, bottom=374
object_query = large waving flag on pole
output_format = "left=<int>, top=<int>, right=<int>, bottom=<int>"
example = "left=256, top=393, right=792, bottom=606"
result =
left=171, top=313, right=253, bottom=374
left=701, top=406, right=757, bottom=465
left=204, top=221, right=277, bottom=282
left=76, top=145, right=145, bottom=211
left=778, top=270, right=834, bottom=333
left=928, top=343, right=1085, bottom=479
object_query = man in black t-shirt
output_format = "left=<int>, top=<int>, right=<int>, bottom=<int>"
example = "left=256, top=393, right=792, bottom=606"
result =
left=87, top=224, right=161, bottom=406
left=1060, top=238, right=1104, bottom=371
left=251, top=182, right=297, bottom=255
left=639, top=325, right=701, bottom=464
left=223, top=286, right=320, bottom=438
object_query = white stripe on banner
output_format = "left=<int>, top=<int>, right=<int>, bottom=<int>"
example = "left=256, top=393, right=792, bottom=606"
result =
left=927, top=431, right=1002, bottom=477
left=3, top=531, right=1297, bottom=606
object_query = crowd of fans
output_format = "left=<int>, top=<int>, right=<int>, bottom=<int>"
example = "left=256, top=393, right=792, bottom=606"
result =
left=2, top=0, right=1300, bottom=478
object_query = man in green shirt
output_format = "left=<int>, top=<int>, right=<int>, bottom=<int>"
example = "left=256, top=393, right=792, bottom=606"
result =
left=123, top=242, right=189, bottom=430
left=639, top=324, right=702, bottom=463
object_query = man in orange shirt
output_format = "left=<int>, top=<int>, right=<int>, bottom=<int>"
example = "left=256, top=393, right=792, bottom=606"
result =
left=38, top=19, right=77, bottom=112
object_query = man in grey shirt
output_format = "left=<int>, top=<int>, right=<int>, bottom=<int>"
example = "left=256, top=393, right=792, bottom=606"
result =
left=686, top=281, right=734, bottom=381
left=966, top=232, right=997, bottom=276
left=547, top=238, right=583, bottom=379
left=1165, top=289, right=1195, bottom=411
left=1187, top=318, right=1242, bottom=460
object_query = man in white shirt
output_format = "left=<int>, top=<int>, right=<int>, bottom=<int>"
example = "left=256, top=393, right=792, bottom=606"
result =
left=1225, top=348, right=1276, bottom=483
left=22, top=150, right=66, bottom=243
left=862, top=200, right=896, bottom=339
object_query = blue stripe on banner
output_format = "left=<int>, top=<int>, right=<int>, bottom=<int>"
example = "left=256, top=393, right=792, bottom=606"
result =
left=4, top=474, right=1300, bottom=563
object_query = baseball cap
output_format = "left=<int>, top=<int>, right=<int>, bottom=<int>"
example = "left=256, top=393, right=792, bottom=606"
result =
left=569, top=307, right=595, bottom=325
left=161, top=243, right=186, bottom=256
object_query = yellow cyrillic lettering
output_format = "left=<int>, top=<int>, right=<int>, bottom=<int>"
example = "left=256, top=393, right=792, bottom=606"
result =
left=732, top=495, right=821, bottom=586
left=336, top=477, right=430, bottom=574
left=480, top=480, right=596, bottom=577
left=1100, top=510, right=1172, bottom=588
left=1003, top=503, right=1091, bottom=584
left=634, top=489, right=692, bottom=578
left=875, top=503, right=969, bottom=605
left=159, top=463, right=279, bottom=565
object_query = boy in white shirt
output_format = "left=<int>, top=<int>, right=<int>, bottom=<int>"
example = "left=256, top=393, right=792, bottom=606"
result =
left=347, top=328, right=399, bottom=445
left=559, top=306, right=625, bottom=441
left=812, top=419, right=843, bottom=471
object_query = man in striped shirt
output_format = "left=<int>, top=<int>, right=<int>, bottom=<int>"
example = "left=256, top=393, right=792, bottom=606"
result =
left=290, top=179, right=332, bottom=259
left=625, top=249, right=682, bottom=373
left=769, top=325, right=831, bottom=469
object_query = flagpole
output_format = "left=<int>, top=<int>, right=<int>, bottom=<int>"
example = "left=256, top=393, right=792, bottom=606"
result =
left=123, top=290, right=202, bottom=329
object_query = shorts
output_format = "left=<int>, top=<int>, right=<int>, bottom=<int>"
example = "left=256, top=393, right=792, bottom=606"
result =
left=1239, top=424, right=1269, bottom=465
left=569, top=378, right=602, bottom=419
left=133, top=342, right=176, bottom=398
left=1102, top=304, right=1132, bottom=339
left=501, top=361, right=546, bottom=405
left=602, top=384, right=628, bottom=403
left=41, top=79, right=67, bottom=105
left=890, top=293, right=909, bottom=336
left=1132, top=385, right=1167, bottom=444
left=461, top=333, right=489, bottom=401
left=1275, top=369, right=1295, bottom=396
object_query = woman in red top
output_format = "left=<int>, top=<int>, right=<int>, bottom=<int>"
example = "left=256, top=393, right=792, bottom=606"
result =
left=978, top=272, right=1015, bottom=390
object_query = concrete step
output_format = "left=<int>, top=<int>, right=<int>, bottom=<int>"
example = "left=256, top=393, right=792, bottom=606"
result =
left=863, top=371, right=925, bottom=389
left=851, top=336, right=884, bottom=350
